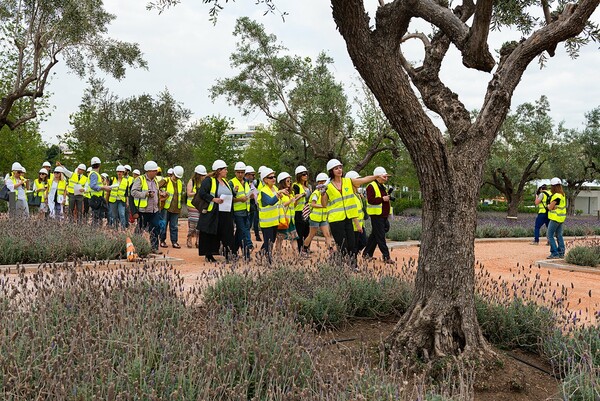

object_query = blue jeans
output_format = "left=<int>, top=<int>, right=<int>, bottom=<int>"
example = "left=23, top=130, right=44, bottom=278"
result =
left=547, top=220, right=565, bottom=257
left=234, top=213, right=253, bottom=259
left=139, top=211, right=161, bottom=251
left=160, top=211, right=180, bottom=244
left=533, top=213, right=549, bottom=242
left=109, top=200, right=127, bottom=229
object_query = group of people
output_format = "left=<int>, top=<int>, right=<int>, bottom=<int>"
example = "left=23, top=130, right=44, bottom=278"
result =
left=532, top=177, right=567, bottom=259
left=3, top=157, right=396, bottom=263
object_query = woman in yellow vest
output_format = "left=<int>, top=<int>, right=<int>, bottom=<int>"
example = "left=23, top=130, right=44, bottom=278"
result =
left=186, top=164, right=207, bottom=248
left=345, top=171, right=368, bottom=257
left=320, top=159, right=382, bottom=265
left=160, top=165, right=185, bottom=248
left=108, top=165, right=129, bottom=229
left=257, top=167, right=283, bottom=263
left=230, top=161, right=253, bottom=260
left=33, top=169, right=49, bottom=216
left=546, top=177, right=567, bottom=259
left=274, top=172, right=303, bottom=255
left=292, top=165, right=311, bottom=254
left=303, top=172, right=332, bottom=253
left=47, top=167, right=67, bottom=219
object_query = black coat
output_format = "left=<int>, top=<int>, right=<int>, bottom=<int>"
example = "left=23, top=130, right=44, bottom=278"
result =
left=196, top=177, right=219, bottom=235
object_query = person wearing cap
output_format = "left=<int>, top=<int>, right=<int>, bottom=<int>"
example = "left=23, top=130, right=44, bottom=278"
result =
left=67, top=163, right=88, bottom=222
left=131, top=161, right=164, bottom=253
left=362, top=166, right=393, bottom=264
left=5, top=162, right=29, bottom=219
left=321, top=159, right=382, bottom=265
left=292, top=166, right=312, bottom=254
left=303, top=172, right=332, bottom=252
left=531, top=184, right=551, bottom=245
left=196, top=160, right=234, bottom=262
left=185, top=164, right=207, bottom=248
left=546, top=177, right=567, bottom=259
left=229, top=161, right=253, bottom=260
left=47, top=167, right=67, bottom=219
left=33, top=168, right=50, bottom=216
left=257, top=167, right=281, bottom=263
left=245, top=165, right=262, bottom=242
left=274, top=172, right=304, bottom=254
left=107, top=165, right=129, bottom=228
left=346, top=171, right=368, bottom=258
left=159, top=165, right=185, bottom=248
left=88, top=157, right=111, bottom=225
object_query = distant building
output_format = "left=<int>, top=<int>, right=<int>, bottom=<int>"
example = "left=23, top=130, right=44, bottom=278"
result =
left=225, top=124, right=264, bottom=155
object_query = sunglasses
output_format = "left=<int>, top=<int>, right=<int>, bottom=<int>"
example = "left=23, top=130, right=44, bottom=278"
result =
left=265, top=176, right=275, bottom=180
left=300, top=172, right=308, bottom=176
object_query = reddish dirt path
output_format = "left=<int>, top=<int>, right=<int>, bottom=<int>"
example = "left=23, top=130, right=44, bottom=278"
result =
left=159, top=221, right=599, bottom=324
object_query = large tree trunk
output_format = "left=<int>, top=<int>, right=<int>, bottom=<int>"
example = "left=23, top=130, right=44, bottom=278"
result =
left=507, top=196, right=520, bottom=218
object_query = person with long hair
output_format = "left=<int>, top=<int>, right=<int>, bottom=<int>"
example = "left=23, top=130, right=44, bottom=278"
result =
left=257, top=167, right=281, bottom=263
left=47, top=167, right=67, bottom=220
left=303, top=172, right=332, bottom=252
left=546, top=177, right=567, bottom=259
left=186, top=165, right=207, bottom=248
left=320, top=159, right=381, bottom=265
left=292, top=166, right=311, bottom=254
left=33, top=169, right=49, bottom=216
left=274, top=172, right=303, bottom=254
left=196, top=160, right=234, bottom=262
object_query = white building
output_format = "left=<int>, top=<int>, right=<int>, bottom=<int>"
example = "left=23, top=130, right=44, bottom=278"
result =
left=225, top=124, right=264, bottom=153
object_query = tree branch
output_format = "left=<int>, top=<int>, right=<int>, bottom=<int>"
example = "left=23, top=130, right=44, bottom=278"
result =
left=462, top=0, right=495, bottom=71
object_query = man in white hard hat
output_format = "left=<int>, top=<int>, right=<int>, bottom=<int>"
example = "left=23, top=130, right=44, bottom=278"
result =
left=5, top=162, right=29, bottom=219
left=88, top=157, right=111, bottom=225
left=42, top=161, right=52, bottom=176
left=131, top=161, right=164, bottom=253
left=67, top=163, right=88, bottom=222
left=159, top=165, right=185, bottom=249
left=230, top=161, right=253, bottom=260
left=362, top=166, right=393, bottom=264
left=245, top=165, right=261, bottom=241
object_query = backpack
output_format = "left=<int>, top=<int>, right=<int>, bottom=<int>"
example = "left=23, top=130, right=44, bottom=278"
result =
left=0, top=184, right=10, bottom=201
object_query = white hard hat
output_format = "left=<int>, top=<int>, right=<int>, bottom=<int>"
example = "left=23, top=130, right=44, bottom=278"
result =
left=39, top=168, right=48, bottom=174
left=245, top=165, right=256, bottom=174
left=258, top=165, right=266, bottom=174
left=194, top=164, right=207, bottom=175
left=144, top=161, right=159, bottom=171
left=550, top=177, right=562, bottom=186
left=124, top=164, right=131, bottom=171
left=11, top=162, right=22, bottom=171
left=91, top=157, right=101, bottom=165
left=173, top=165, right=184, bottom=179
left=326, top=159, right=342, bottom=171
left=132, top=169, right=141, bottom=175
left=277, top=172, right=291, bottom=183
left=373, top=166, right=388, bottom=176
left=295, top=165, right=308, bottom=175
left=167, top=168, right=174, bottom=175
left=212, top=159, right=227, bottom=170
left=234, top=161, right=246, bottom=171
left=316, top=172, right=328, bottom=182
left=42, top=161, right=51, bottom=168
left=54, top=166, right=63, bottom=174
left=86, top=167, right=92, bottom=173
left=261, top=168, right=275, bottom=182
left=116, top=165, right=126, bottom=172
left=345, top=170, right=361, bottom=179
left=21, top=167, right=27, bottom=173
left=77, top=164, right=86, bottom=171
left=101, top=173, right=108, bottom=178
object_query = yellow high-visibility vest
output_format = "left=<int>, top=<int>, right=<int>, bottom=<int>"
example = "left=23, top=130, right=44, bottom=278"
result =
left=88, top=171, right=104, bottom=197
left=67, top=173, right=87, bottom=195
left=279, top=194, right=294, bottom=226
left=230, top=177, right=250, bottom=212
left=133, top=175, right=160, bottom=208
left=352, top=194, right=365, bottom=231
left=366, top=181, right=384, bottom=216
left=537, top=191, right=551, bottom=214
left=326, top=177, right=358, bottom=223
left=108, top=178, right=128, bottom=203
left=258, top=185, right=279, bottom=228
left=187, top=180, right=197, bottom=208
left=163, top=178, right=183, bottom=210
left=34, top=179, right=48, bottom=203
left=309, top=190, right=327, bottom=222
left=548, top=193, right=566, bottom=223
left=293, top=183, right=309, bottom=212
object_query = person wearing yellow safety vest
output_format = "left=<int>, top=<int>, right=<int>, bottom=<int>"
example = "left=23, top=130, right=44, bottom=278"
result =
left=321, top=159, right=383, bottom=265
left=274, top=172, right=304, bottom=255
left=131, top=161, right=164, bottom=253
left=362, top=166, right=393, bottom=264
left=186, top=164, right=207, bottom=248
left=532, top=184, right=551, bottom=245
left=5, top=162, right=29, bottom=219
left=123, top=164, right=133, bottom=228
left=88, top=157, right=111, bottom=226
left=345, top=171, right=368, bottom=257
left=546, top=177, right=567, bottom=259
left=292, top=165, right=312, bottom=254
left=196, top=160, right=235, bottom=263
left=33, top=169, right=49, bottom=216
left=159, top=165, right=184, bottom=249
left=229, top=161, right=253, bottom=260
left=47, top=167, right=67, bottom=219
left=128, top=168, right=141, bottom=224
left=108, top=165, right=129, bottom=229
left=246, top=165, right=262, bottom=242
left=256, top=167, right=281, bottom=263
left=67, top=163, right=87, bottom=223
left=303, top=172, right=333, bottom=253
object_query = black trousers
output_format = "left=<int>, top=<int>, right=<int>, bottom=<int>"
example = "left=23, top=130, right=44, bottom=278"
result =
left=295, top=211, right=309, bottom=252
left=260, top=226, right=278, bottom=263
left=363, top=215, right=390, bottom=260
left=329, top=218, right=357, bottom=259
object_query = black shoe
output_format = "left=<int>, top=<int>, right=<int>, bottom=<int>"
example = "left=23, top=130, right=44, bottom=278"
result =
left=205, top=255, right=217, bottom=262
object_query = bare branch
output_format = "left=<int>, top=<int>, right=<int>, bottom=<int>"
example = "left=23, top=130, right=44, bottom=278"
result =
left=463, top=0, right=495, bottom=71
left=401, top=32, right=431, bottom=47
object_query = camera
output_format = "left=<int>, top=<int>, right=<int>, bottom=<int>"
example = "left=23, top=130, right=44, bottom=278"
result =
left=387, top=186, right=396, bottom=202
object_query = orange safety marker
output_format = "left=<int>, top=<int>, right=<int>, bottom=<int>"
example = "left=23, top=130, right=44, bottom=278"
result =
left=126, top=237, right=139, bottom=262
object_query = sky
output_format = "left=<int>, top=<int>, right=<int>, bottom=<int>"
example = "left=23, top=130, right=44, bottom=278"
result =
left=39, top=0, right=600, bottom=145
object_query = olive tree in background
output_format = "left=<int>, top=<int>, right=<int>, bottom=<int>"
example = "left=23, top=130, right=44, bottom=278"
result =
left=0, top=0, right=146, bottom=131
